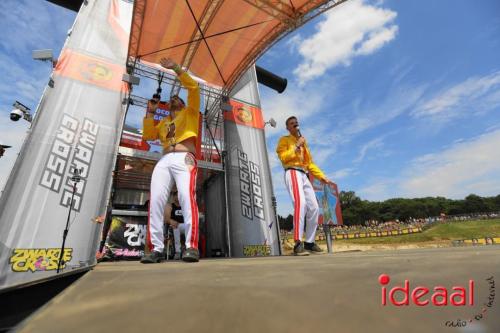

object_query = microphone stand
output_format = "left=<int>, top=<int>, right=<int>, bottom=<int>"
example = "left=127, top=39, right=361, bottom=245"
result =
left=57, top=169, right=81, bottom=273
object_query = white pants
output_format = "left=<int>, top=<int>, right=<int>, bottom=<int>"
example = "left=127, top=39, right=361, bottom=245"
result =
left=148, top=152, right=199, bottom=252
left=284, top=169, right=319, bottom=243
left=173, top=223, right=186, bottom=253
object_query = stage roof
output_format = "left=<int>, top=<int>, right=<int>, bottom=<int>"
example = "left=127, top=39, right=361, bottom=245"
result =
left=128, top=0, right=348, bottom=91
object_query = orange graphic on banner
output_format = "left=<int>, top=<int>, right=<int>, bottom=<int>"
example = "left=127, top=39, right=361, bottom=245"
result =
left=224, top=100, right=264, bottom=129
left=54, top=49, right=129, bottom=92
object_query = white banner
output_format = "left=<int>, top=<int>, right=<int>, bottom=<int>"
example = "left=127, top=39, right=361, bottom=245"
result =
left=0, top=0, right=132, bottom=290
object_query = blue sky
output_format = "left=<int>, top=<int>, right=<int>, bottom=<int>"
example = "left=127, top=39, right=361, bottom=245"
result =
left=1, top=0, right=499, bottom=216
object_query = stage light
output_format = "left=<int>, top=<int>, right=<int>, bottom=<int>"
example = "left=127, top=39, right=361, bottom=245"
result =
left=32, top=49, right=54, bottom=62
left=122, top=73, right=140, bottom=85
left=33, top=49, right=57, bottom=88
left=265, top=118, right=277, bottom=128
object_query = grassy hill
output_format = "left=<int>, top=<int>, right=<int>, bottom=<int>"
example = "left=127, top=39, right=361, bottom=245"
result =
left=333, top=219, right=500, bottom=245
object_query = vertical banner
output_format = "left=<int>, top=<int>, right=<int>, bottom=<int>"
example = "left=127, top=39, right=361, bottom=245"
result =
left=311, top=177, right=343, bottom=226
left=0, top=0, right=132, bottom=291
left=224, top=67, right=280, bottom=257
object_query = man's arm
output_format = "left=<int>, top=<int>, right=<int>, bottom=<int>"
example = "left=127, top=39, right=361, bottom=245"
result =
left=142, top=117, right=160, bottom=141
left=163, top=202, right=178, bottom=229
left=307, top=148, right=334, bottom=185
left=142, top=98, right=161, bottom=141
left=178, top=72, right=200, bottom=117
left=160, top=58, right=200, bottom=117
left=307, top=162, right=327, bottom=182
left=276, top=137, right=298, bottom=164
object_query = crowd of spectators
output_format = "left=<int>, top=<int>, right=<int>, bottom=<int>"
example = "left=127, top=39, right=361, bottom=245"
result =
left=280, top=212, right=499, bottom=239
left=322, top=211, right=499, bottom=236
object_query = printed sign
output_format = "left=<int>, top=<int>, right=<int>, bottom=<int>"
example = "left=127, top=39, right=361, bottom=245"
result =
left=311, top=177, right=343, bottom=226
left=104, top=216, right=148, bottom=259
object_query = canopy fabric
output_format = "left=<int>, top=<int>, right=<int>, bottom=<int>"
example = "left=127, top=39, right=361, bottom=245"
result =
left=128, top=0, right=347, bottom=90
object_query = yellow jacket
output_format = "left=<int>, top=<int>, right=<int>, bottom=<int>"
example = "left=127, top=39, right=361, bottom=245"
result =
left=142, top=71, right=200, bottom=148
left=276, top=135, right=326, bottom=181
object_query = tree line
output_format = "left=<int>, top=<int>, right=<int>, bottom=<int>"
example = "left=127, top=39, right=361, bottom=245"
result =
left=278, top=192, right=500, bottom=228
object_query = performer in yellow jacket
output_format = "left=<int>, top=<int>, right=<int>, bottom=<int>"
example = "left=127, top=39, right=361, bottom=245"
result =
left=276, top=116, right=334, bottom=256
left=140, top=58, right=200, bottom=263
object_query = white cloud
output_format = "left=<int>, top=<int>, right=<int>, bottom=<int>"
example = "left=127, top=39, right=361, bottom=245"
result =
left=306, top=84, right=425, bottom=159
left=292, top=0, right=398, bottom=83
left=354, top=136, right=384, bottom=163
left=330, top=168, right=355, bottom=180
left=412, top=70, right=500, bottom=122
left=358, top=179, right=393, bottom=201
left=399, top=129, right=500, bottom=198
left=357, top=129, right=500, bottom=201
left=355, top=25, right=398, bottom=56
left=261, top=81, right=330, bottom=138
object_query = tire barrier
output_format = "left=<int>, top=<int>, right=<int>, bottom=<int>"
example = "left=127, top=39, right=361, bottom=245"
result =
left=320, top=227, right=424, bottom=241
left=452, top=237, right=499, bottom=247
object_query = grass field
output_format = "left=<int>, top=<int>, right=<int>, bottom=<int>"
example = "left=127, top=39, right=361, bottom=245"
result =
left=332, top=219, right=500, bottom=245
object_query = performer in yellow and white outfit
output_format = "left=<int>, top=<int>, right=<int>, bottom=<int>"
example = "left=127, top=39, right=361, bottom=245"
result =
left=276, top=116, right=334, bottom=256
left=141, top=58, right=200, bottom=263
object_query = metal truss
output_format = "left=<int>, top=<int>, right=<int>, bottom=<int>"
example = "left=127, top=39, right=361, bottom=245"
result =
left=242, top=0, right=297, bottom=22
left=126, top=61, right=226, bottom=169
left=126, top=0, right=146, bottom=72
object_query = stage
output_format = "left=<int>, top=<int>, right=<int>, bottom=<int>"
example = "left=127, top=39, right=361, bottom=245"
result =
left=14, top=247, right=500, bottom=333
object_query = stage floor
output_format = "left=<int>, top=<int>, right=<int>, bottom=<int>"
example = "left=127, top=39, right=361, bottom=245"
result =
left=16, top=247, right=500, bottom=333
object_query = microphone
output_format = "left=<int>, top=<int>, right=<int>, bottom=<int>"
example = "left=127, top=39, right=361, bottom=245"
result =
left=295, top=125, right=302, bottom=137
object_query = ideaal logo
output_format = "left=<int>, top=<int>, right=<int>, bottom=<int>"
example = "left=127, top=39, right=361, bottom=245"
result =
left=378, top=274, right=496, bottom=328
left=39, top=114, right=99, bottom=211
left=379, top=274, right=474, bottom=306
left=10, top=248, right=73, bottom=272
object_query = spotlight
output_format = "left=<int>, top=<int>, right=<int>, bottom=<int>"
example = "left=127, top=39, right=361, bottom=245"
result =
left=32, top=49, right=57, bottom=68
left=122, top=73, right=140, bottom=85
left=265, top=118, right=277, bottom=128
left=32, top=49, right=54, bottom=62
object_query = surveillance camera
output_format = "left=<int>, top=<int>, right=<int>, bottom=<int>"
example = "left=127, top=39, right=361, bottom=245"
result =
left=10, top=108, right=24, bottom=121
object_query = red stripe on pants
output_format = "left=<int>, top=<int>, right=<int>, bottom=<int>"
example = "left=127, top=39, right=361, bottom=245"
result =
left=189, top=165, right=199, bottom=249
left=291, top=170, right=300, bottom=241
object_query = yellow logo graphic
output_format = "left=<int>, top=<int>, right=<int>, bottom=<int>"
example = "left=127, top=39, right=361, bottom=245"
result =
left=10, top=248, right=73, bottom=272
left=80, top=62, right=113, bottom=82
left=236, top=106, right=253, bottom=123
left=243, top=245, right=271, bottom=257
